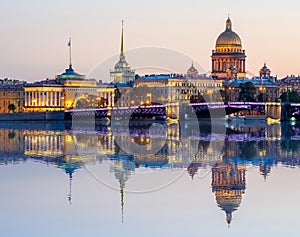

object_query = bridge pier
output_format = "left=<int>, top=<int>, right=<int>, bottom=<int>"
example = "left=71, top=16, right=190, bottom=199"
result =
left=265, top=102, right=281, bottom=120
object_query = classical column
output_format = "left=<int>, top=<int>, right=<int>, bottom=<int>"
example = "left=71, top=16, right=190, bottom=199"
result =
left=35, top=91, right=38, bottom=106
left=46, top=92, right=49, bottom=107
left=42, top=92, right=44, bottom=106
left=54, top=91, right=57, bottom=106
left=108, top=93, right=111, bottom=107
left=25, top=92, right=27, bottom=107
left=27, top=92, right=29, bottom=106
left=39, top=92, right=41, bottom=107
left=58, top=92, right=61, bottom=107
left=111, top=92, right=114, bottom=108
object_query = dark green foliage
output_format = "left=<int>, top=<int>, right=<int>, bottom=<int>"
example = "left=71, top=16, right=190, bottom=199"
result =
left=238, top=82, right=256, bottom=102
left=8, top=103, right=16, bottom=113
left=280, top=90, right=300, bottom=103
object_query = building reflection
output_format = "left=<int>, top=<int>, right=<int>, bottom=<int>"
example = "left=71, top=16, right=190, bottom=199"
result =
left=212, top=162, right=246, bottom=226
left=1, top=121, right=300, bottom=225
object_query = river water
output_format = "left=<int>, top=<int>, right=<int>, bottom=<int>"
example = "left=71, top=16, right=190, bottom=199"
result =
left=0, top=120, right=299, bottom=237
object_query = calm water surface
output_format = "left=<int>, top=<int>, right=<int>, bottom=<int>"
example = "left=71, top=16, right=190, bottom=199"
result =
left=0, top=120, right=300, bottom=237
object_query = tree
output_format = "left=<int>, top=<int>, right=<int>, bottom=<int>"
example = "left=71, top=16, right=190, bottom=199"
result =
left=257, top=93, right=269, bottom=102
left=190, top=93, right=205, bottom=103
left=8, top=130, right=16, bottom=139
left=219, top=89, right=229, bottom=103
left=238, top=82, right=256, bottom=102
left=8, top=103, right=16, bottom=113
left=114, top=87, right=122, bottom=104
left=280, top=90, right=300, bottom=103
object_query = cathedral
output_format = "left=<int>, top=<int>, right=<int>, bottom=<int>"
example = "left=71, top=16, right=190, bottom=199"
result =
left=211, top=17, right=246, bottom=80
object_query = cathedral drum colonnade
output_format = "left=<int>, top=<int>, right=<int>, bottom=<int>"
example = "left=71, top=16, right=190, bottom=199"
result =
left=211, top=17, right=246, bottom=80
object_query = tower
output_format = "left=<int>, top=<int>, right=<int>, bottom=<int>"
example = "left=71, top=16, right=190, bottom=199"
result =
left=186, top=62, right=199, bottom=77
left=110, top=20, right=135, bottom=84
left=211, top=17, right=246, bottom=80
left=259, top=63, right=271, bottom=77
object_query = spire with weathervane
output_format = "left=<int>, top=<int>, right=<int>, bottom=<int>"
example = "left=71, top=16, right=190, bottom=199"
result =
left=110, top=20, right=135, bottom=84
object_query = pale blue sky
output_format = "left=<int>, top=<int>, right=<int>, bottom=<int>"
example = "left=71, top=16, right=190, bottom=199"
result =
left=1, top=0, right=300, bottom=81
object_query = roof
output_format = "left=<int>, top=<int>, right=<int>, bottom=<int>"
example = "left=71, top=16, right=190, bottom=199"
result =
left=56, top=65, right=85, bottom=80
left=216, top=17, right=242, bottom=47
left=24, top=79, right=62, bottom=87
left=137, top=74, right=214, bottom=81
left=224, top=77, right=277, bottom=86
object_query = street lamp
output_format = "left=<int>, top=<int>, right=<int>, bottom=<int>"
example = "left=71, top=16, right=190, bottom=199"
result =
left=228, top=87, right=234, bottom=102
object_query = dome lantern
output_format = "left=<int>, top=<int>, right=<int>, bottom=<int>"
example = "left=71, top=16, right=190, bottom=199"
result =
left=226, top=17, right=232, bottom=31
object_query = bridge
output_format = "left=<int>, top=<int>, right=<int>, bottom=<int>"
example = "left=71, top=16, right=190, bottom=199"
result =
left=64, top=102, right=300, bottom=120
left=65, top=105, right=166, bottom=121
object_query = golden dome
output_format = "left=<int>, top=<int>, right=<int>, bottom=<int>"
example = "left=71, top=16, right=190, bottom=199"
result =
left=216, top=17, right=242, bottom=47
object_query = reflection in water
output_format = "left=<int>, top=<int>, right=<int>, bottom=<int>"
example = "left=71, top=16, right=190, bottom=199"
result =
left=212, top=162, right=246, bottom=226
left=1, top=121, right=300, bottom=226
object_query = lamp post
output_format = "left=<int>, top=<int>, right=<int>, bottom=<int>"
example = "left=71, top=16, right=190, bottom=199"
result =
left=228, top=87, right=234, bottom=102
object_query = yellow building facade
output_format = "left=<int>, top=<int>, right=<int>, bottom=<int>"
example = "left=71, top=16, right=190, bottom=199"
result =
left=0, top=84, right=25, bottom=113
left=134, top=74, right=223, bottom=104
left=23, top=65, right=115, bottom=112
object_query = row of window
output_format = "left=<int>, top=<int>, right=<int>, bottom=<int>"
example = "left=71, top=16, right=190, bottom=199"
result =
left=215, top=48, right=243, bottom=53
left=0, top=91, right=23, bottom=96
left=1, top=100, right=23, bottom=106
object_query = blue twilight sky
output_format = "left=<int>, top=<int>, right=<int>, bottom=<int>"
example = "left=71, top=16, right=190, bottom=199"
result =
left=1, top=0, right=300, bottom=81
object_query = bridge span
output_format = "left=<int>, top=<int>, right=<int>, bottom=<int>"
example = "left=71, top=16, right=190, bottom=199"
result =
left=65, top=102, right=299, bottom=121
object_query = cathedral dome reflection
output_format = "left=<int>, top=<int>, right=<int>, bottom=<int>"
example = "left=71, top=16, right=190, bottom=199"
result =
left=212, top=162, right=246, bottom=225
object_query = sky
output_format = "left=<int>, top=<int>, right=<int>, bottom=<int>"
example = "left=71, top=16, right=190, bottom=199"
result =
left=1, top=0, right=300, bottom=81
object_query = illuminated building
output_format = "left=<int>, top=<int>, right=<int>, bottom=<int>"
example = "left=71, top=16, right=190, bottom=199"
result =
left=260, top=63, right=271, bottom=77
left=211, top=17, right=246, bottom=80
left=224, top=63, right=278, bottom=102
left=23, top=44, right=115, bottom=112
left=0, top=129, right=24, bottom=158
left=186, top=62, right=199, bottom=77
left=24, top=80, right=64, bottom=112
left=0, top=84, right=25, bottom=113
left=211, top=162, right=246, bottom=226
left=279, top=75, right=300, bottom=95
left=110, top=20, right=135, bottom=84
left=134, top=73, right=222, bottom=104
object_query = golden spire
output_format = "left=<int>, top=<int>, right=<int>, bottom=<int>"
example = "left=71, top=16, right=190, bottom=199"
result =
left=68, top=172, right=72, bottom=205
left=121, top=20, right=124, bottom=56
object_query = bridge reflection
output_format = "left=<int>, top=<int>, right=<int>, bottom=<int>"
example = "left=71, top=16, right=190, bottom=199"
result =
left=1, top=121, right=300, bottom=225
